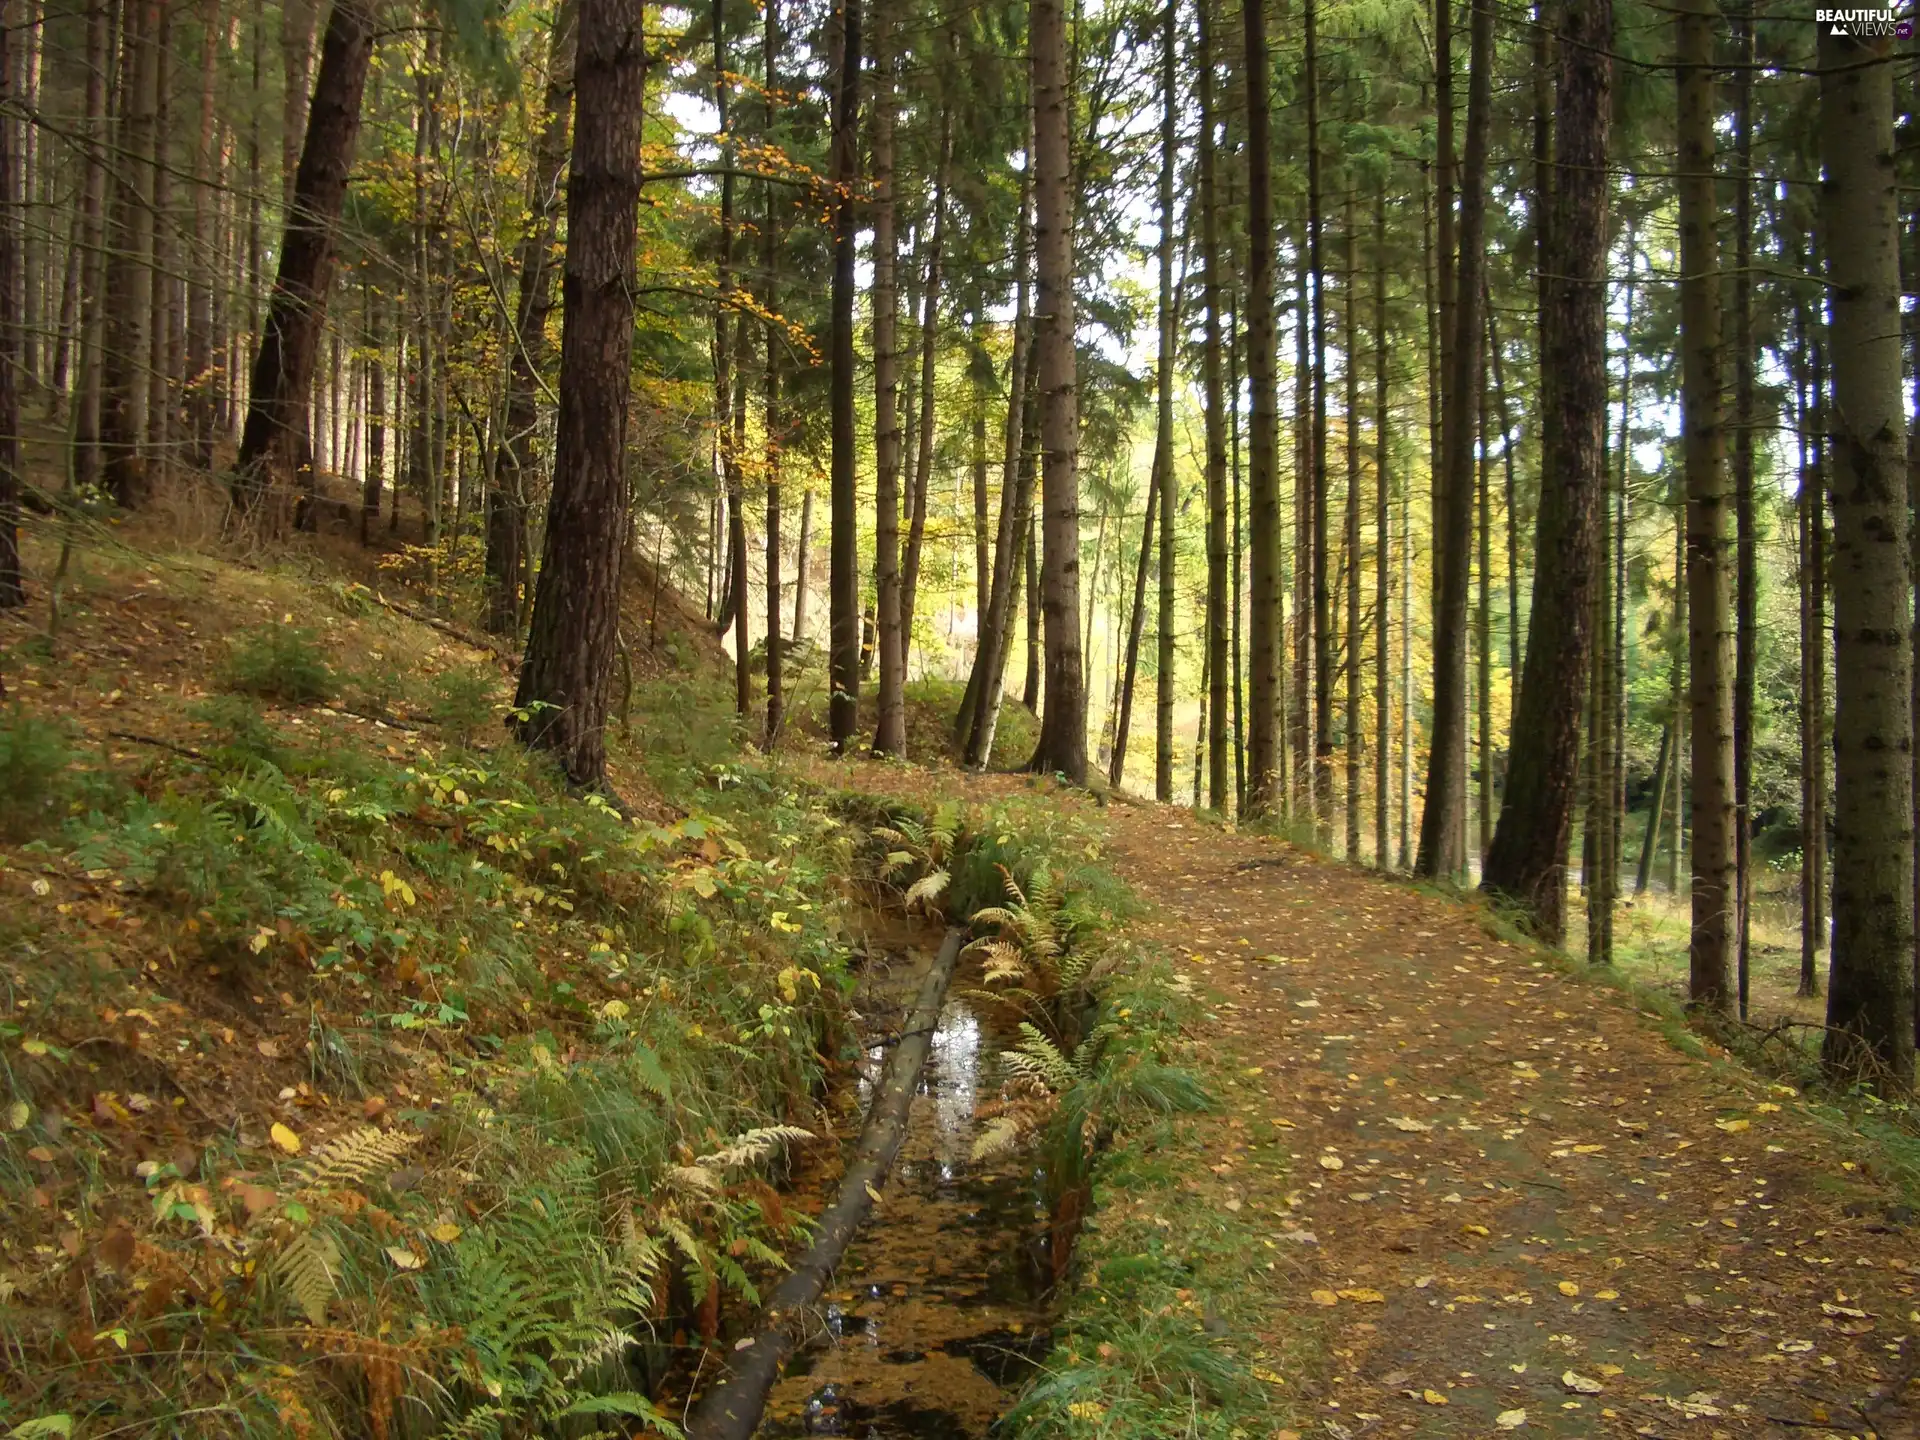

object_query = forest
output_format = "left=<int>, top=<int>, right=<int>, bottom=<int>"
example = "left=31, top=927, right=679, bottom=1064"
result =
left=1, top=0, right=1919, bottom=1430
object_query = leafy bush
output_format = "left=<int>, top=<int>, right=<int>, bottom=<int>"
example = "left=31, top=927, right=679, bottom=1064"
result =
left=220, top=623, right=335, bottom=703
left=0, top=709, right=74, bottom=841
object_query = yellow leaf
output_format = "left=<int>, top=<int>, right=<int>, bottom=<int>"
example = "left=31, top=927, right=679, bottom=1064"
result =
left=270, top=1122, right=302, bottom=1155
left=1496, top=1409, right=1528, bottom=1429
left=1318, top=1154, right=1345, bottom=1171
left=1714, top=1117, right=1750, bottom=1133
left=1338, top=1287, right=1385, bottom=1303
left=1252, top=1366, right=1287, bottom=1386
left=599, top=999, right=630, bottom=1021
left=1755, top=1102, right=1781, bottom=1113
left=1066, top=1402, right=1106, bottom=1420
left=1558, top=1281, right=1580, bottom=1297
left=385, top=1244, right=424, bottom=1271
left=249, top=927, right=274, bottom=955
left=6, top=1100, right=29, bottom=1131
left=1310, top=1289, right=1340, bottom=1306
left=1462, top=1223, right=1490, bottom=1237
left=429, top=1222, right=463, bottom=1244
left=1423, top=1389, right=1449, bottom=1405
left=864, top=1182, right=883, bottom=1204
left=1595, top=1289, right=1619, bottom=1300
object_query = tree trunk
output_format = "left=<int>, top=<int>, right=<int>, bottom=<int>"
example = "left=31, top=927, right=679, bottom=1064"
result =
left=1243, top=0, right=1282, bottom=812
left=511, top=0, right=647, bottom=789
left=1152, top=0, right=1178, bottom=803
left=361, top=292, right=386, bottom=546
left=188, top=0, right=222, bottom=469
left=1795, top=302, right=1823, bottom=995
left=0, top=0, right=22, bottom=608
left=1373, top=186, right=1391, bottom=867
left=792, top=488, right=812, bottom=644
left=1023, top=511, right=1041, bottom=713
left=1731, top=0, right=1756, bottom=1018
left=1025, top=0, right=1085, bottom=782
left=1677, top=0, right=1735, bottom=1012
left=1477, top=328, right=1493, bottom=863
left=102, top=0, right=158, bottom=507
left=1230, top=289, right=1247, bottom=814
left=487, top=0, right=577, bottom=632
left=827, top=0, right=864, bottom=751
left=1345, top=191, right=1363, bottom=858
left=900, top=106, right=951, bottom=677
left=1819, top=23, right=1915, bottom=1090
left=957, top=119, right=1035, bottom=763
left=762, top=0, right=786, bottom=749
left=870, top=7, right=905, bottom=756
left=232, top=0, right=376, bottom=533
left=1417, top=0, right=1490, bottom=879
left=1307, top=0, right=1332, bottom=842
left=1109, top=430, right=1162, bottom=789
left=1197, top=0, right=1230, bottom=814
left=147, top=4, right=174, bottom=484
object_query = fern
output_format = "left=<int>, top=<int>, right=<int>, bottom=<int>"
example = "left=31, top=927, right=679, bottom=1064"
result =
left=287, top=1125, right=421, bottom=1193
left=693, top=1124, right=812, bottom=1171
left=277, top=1227, right=340, bottom=1325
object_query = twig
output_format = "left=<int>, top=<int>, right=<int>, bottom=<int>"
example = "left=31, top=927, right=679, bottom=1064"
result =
left=105, top=730, right=210, bottom=762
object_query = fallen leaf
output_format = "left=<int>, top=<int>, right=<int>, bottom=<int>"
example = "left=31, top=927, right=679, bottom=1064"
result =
left=1714, top=1118, right=1750, bottom=1134
left=1562, top=1371, right=1603, bottom=1395
left=864, top=1181, right=884, bottom=1204
left=1496, top=1409, right=1527, bottom=1429
left=1387, top=1116, right=1433, bottom=1133
left=1558, top=1281, right=1580, bottom=1297
left=1462, top=1223, right=1490, bottom=1237
left=1422, top=1389, right=1448, bottom=1405
left=385, top=1245, right=424, bottom=1271
left=269, top=1122, right=301, bottom=1154
left=1338, top=1288, right=1385, bottom=1303
left=1310, top=1289, right=1340, bottom=1306
left=6, top=1100, right=28, bottom=1131
left=1318, top=1154, right=1345, bottom=1171
left=429, top=1221, right=463, bottom=1244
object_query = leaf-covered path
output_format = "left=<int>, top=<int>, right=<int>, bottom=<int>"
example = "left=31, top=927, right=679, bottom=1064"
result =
left=808, top=760, right=1919, bottom=1438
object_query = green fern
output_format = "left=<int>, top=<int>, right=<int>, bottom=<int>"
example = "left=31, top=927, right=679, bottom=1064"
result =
left=276, top=1227, right=340, bottom=1325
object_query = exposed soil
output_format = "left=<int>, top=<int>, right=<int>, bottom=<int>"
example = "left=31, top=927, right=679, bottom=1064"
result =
left=793, top=756, right=1920, bottom=1439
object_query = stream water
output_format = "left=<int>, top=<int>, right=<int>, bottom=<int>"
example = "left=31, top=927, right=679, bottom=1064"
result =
left=756, top=929, right=1054, bottom=1438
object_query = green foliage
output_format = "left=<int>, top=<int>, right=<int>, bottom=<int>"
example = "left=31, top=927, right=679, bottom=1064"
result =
left=189, top=695, right=284, bottom=769
left=219, top=623, right=336, bottom=704
left=0, top=710, right=75, bottom=841
left=429, top=663, right=502, bottom=746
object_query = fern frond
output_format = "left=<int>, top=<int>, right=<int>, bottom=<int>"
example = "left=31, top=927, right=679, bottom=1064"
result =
left=970, top=1114, right=1031, bottom=1162
left=903, top=869, right=949, bottom=912
left=693, top=1124, right=812, bottom=1171
left=288, top=1126, right=421, bottom=1194
left=276, top=1226, right=340, bottom=1325
left=666, top=1164, right=721, bottom=1194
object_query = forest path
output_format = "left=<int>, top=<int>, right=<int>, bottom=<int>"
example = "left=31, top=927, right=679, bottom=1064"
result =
left=799, top=757, right=1919, bottom=1437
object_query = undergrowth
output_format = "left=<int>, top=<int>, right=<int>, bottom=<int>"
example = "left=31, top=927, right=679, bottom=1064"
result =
left=0, top=635, right=855, bottom=1436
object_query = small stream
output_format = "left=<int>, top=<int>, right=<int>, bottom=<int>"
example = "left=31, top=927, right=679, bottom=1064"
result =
left=757, top=929, right=1054, bottom=1438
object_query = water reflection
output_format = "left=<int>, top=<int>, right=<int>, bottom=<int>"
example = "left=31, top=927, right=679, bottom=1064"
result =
left=759, top=940, right=1051, bottom=1439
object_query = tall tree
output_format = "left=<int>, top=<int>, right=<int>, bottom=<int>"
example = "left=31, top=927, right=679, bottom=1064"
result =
left=101, top=0, right=160, bottom=507
left=1819, top=20, right=1915, bottom=1089
left=511, top=0, right=648, bottom=787
left=900, top=97, right=951, bottom=675
left=1152, top=0, right=1178, bottom=803
left=232, top=0, right=377, bottom=532
left=1196, top=0, right=1231, bottom=813
left=1372, top=185, right=1391, bottom=867
left=1676, top=0, right=1735, bottom=1011
left=1344, top=191, right=1362, bottom=858
left=1243, top=0, right=1282, bottom=812
left=762, top=0, right=786, bottom=749
left=1731, top=0, right=1757, bottom=1017
left=870, top=8, right=905, bottom=756
left=0, top=0, right=22, bottom=609
left=826, top=0, right=864, bottom=752
left=1417, top=0, right=1491, bottom=879
left=1025, top=0, right=1086, bottom=782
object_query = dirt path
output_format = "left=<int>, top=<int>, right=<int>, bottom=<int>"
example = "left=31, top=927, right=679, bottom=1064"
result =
left=1096, top=803, right=1919, bottom=1439
left=800, top=758, right=1918, bottom=1437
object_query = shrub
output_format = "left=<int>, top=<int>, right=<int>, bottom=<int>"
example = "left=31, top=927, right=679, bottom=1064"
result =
left=0, top=709, right=74, bottom=840
left=429, top=663, right=500, bottom=746
left=190, top=695, right=283, bottom=769
left=221, top=623, right=335, bottom=703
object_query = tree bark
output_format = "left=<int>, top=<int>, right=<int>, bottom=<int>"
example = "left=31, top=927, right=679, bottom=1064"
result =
left=0, top=0, right=22, bottom=608
left=188, top=0, right=223, bottom=469
left=1344, top=191, right=1363, bottom=858
left=1152, top=0, right=1178, bottom=804
left=870, top=7, right=905, bottom=756
left=102, top=0, right=159, bottom=507
left=762, top=0, right=786, bottom=750
left=1819, top=22, right=1915, bottom=1089
left=1417, top=0, right=1490, bottom=879
left=1197, top=0, right=1230, bottom=814
left=1243, top=0, right=1282, bottom=812
left=1025, top=0, right=1086, bottom=783
left=1731, top=0, right=1756, bottom=1018
left=1109, top=428, right=1161, bottom=790
left=232, top=0, right=376, bottom=533
left=900, top=105, right=951, bottom=678
left=1373, top=186, right=1391, bottom=866
left=1307, top=0, right=1332, bottom=842
left=1677, top=0, right=1735, bottom=1011
left=827, top=0, right=864, bottom=752
left=511, top=0, right=647, bottom=789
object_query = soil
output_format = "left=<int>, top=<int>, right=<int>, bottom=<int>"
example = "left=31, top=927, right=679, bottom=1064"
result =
left=794, top=756, right=1920, bottom=1439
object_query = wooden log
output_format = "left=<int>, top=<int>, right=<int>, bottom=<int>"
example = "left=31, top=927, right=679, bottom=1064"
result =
left=685, top=927, right=964, bottom=1440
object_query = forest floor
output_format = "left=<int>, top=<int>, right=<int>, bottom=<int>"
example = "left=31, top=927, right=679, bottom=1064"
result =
left=795, top=756, right=1920, bottom=1440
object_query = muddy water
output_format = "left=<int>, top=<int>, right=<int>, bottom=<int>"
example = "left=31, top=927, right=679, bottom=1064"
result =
left=758, top=937, right=1053, bottom=1438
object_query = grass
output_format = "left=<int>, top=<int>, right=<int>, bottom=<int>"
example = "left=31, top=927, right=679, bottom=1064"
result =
left=0, top=534, right=876, bottom=1438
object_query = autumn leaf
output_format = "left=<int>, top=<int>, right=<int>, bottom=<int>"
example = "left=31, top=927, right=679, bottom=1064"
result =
left=1561, top=1371, right=1603, bottom=1395
left=1496, top=1409, right=1527, bottom=1429
left=270, top=1122, right=302, bottom=1154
